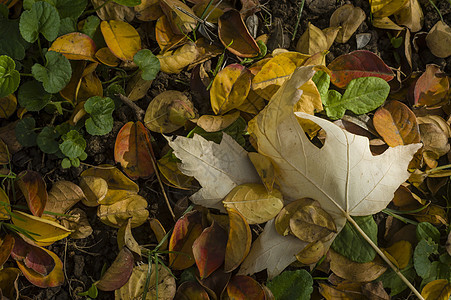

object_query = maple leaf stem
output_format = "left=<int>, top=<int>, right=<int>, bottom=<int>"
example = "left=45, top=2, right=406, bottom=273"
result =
left=345, top=214, right=424, bottom=300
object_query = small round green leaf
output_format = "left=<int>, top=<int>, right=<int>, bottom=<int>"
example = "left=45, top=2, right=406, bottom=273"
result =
left=59, top=130, right=86, bottom=159
left=18, top=80, right=52, bottom=111
left=37, top=126, right=60, bottom=154
left=133, top=49, right=160, bottom=81
left=19, top=1, right=60, bottom=43
left=84, top=96, right=115, bottom=136
left=32, top=51, right=72, bottom=94
left=0, top=55, right=20, bottom=98
left=267, top=269, right=313, bottom=300
left=15, top=117, right=37, bottom=147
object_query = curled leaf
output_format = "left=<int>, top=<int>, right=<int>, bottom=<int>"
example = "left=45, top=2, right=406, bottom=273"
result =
left=97, top=194, right=149, bottom=228
left=157, top=42, right=199, bottom=74
left=95, top=247, right=134, bottom=291
left=44, top=180, right=85, bottom=215
left=330, top=4, right=366, bottom=43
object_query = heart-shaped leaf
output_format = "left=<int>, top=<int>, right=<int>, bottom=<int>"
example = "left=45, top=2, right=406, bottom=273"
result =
left=84, top=96, right=115, bottom=135
left=32, top=51, right=72, bottom=94
left=0, top=55, right=20, bottom=98
left=17, top=80, right=52, bottom=112
left=19, top=1, right=60, bottom=43
left=133, top=49, right=160, bottom=81
left=267, top=270, right=313, bottom=300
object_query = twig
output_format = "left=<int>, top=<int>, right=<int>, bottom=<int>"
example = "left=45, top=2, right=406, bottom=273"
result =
left=291, top=0, right=305, bottom=41
left=117, top=94, right=145, bottom=121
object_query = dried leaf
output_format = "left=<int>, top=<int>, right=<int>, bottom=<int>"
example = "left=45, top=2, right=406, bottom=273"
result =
left=61, top=208, right=93, bottom=239
left=421, top=279, right=451, bottom=300
left=0, top=235, right=14, bottom=267
left=296, top=240, right=325, bottom=264
left=196, top=111, right=241, bottom=133
left=383, top=240, right=412, bottom=269
left=426, top=21, right=451, bottom=58
left=0, top=94, right=17, bottom=119
left=95, top=247, right=134, bottom=291
left=135, top=0, right=163, bottom=21
left=44, top=181, right=85, bottom=215
left=373, top=100, right=420, bottom=147
left=218, top=9, right=260, bottom=58
left=114, top=121, right=155, bottom=180
left=126, top=70, right=152, bottom=101
left=155, top=15, right=186, bottom=52
left=79, top=176, right=108, bottom=207
left=144, top=90, right=196, bottom=133
left=296, top=23, right=329, bottom=54
left=0, top=186, right=10, bottom=220
left=413, top=64, right=449, bottom=108
left=149, top=218, right=168, bottom=250
left=330, top=4, right=366, bottom=43
left=100, top=20, right=141, bottom=62
left=248, top=152, right=276, bottom=192
left=210, top=64, right=252, bottom=115
left=225, top=275, right=265, bottom=300
left=117, top=218, right=141, bottom=257
left=49, top=32, right=97, bottom=61
left=370, top=0, right=409, bottom=18
left=16, top=170, right=47, bottom=217
left=394, top=0, right=423, bottom=32
left=91, top=0, right=135, bottom=22
left=224, top=208, right=252, bottom=272
left=157, top=42, right=199, bottom=74
left=95, top=47, right=120, bottom=67
left=160, top=0, right=197, bottom=35
left=0, top=268, right=20, bottom=300
left=97, top=194, right=149, bottom=228
left=372, top=17, right=404, bottom=30
left=175, top=281, right=210, bottom=300
left=193, top=221, right=228, bottom=279
left=157, top=154, right=195, bottom=190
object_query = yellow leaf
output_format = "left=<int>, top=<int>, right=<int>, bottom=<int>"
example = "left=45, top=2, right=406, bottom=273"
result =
left=330, top=4, right=366, bottom=43
left=155, top=15, right=186, bottom=52
left=95, top=47, right=121, bottom=67
left=117, top=218, right=141, bottom=257
left=11, top=211, right=72, bottom=246
left=0, top=187, right=10, bottom=220
left=149, top=218, right=168, bottom=250
left=383, top=240, right=412, bottom=269
left=372, top=17, right=404, bottom=30
left=421, top=279, right=451, bottom=300
left=296, top=241, right=325, bottom=264
left=79, top=176, right=108, bottom=207
left=210, top=64, right=252, bottom=115
left=0, top=94, right=17, bottom=119
left=100, top=20, right=141, bottom=62
left=370, top=0, right=409, bottom=18
left=49, top=33, right=97, bottom=61
left=237, top=89, right=266, bottom=115
left=97, top=194, right=149, bottom=228
left=223, top=183, right=284, bottom=224
left=225, top=208, right=252, bottom=272
left=157, top=154, right=195, bottom=190
left=296, top=22, right=329, bottom=55
left=248, top=152, right=276, bottom=192
left=394, top=0, right=424, bottom=32
left=157, top=42, right=199, bottom=74
left=160, top=0, right=197, bottom=35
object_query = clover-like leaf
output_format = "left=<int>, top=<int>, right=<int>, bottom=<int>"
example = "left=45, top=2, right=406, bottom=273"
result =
left=133, top=49, right=160, bottom=81
left=59, top=130, right=86, bottom=159
left=32, top=51, right=72, bottom=93
left=0, top=55, right=20, bottom=98
left=84, top=96, right=115, bottom=135
left=19, top=1, right=60, bottom=43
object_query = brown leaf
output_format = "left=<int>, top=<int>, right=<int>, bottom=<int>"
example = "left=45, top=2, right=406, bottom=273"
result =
left=218, top=9, right=260, bottom=58
left=79, top=176, right=108, bottom=207
left=160, top=0, right=197, bottom=35
left=426, top=21, right=451, bottom=58
left=361, top=282, right=390, bottom=300
left=296, top=240, right=325, bottom=265
left=0, top=94, right=17, bottom=119
left=44, top=181, right=85, bottom=215
left=0, top=268, right=20, bottom=300
left=383, top=240, right=412, bottom=269
left=175, top=281, right=210, bottom=300
left=319, top=282, right=363, bottom=299
left=197, top=268, right=231, bottom=299
left=91, top=0, right=135, bottom=22
left=117, top=218, right=141, bottom=257
left=61, top=208, right=93, bottom=239
left=134, top=0, right=163, bottom=21
left=373, top=100, right=420, bottom=147
left=413, top=64, right=449, bottom=108
left=96, top=247, right=134, bottom=291
left=149, top=218, right=168, bottom=250
left=196, top=111, right=241, bottom=133
left=95, top=47, right=120, bottom=67
left=155, top=15, right=186, bottom=52
left=16, top=170, right=47, bottom=217
left=248, top=152, right=276, bottom=193
left=0, top=235, right=14, bottom=267
left=0, top=186, right=10, bottom=220
left=126, top=70, right=153, bottom=101
left=330, top=4, right=366, bottom=43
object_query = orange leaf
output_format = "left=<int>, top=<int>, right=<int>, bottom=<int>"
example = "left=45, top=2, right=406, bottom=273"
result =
left=413, top=64, right=449, bottom=108
left=114, top=121, right=155, bottom=180
left=49, top=33, right=97, bottom=62
left=16, top=170, right=47, bottom=217
left=218, top=9, right=260, bottom=58
left=225, top=275, right=265, bottom=300
left=100, top=20, right=141, bottom=62
left=0, top=234, right=14, bottom=267
left=373, top=100, right=420, bottom=147
left=95, top=47, right=121, bottom=67
left=175, top=281, right=210, bottom=300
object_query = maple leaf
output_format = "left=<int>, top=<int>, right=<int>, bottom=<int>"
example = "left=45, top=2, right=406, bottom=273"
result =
left=240, top=66, right=422, bottom=277
left=167, top=134, right=260, bottom=210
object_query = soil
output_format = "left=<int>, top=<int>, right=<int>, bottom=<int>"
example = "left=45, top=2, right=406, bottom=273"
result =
left=5, top=0, right=450, bottom=299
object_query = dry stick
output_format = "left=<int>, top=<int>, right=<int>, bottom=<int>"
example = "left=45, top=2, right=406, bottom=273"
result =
left=346, top=215, right=425, bottom=300
left=117, top=94, right=145, bottom=121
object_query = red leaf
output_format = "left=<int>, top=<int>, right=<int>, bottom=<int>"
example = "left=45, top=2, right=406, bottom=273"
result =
left=114, top=121, right=155, bottom=180
left=192, top=221, right=228, bottom=279
left=95, top=247, right=134, bottom=291
left=328, top=50, right=394, bottom=88
left=10, top=236, right=55, bottom=276
left=412, top=64, right=449, bottom=108
left=16, top=170, right=48, bottom=217
left=169, top=210, right=203, bottom=270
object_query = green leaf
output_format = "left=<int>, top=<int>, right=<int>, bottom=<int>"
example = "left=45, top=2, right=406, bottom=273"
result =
left=378, top=263, right=416, bottom=296
left=266, top=269, right=313, bottom=300
left=81, top=15, right=100, bottom=39
left=19, top=1, right=60, bottom=43
left=18, top=80, right=52, bottom=111
left=0, top=17, right=28, bottom=61
left=53, top=0, right=87, bottom=19
left=133, top=49, right=160, bottom=81
left=414, top=239, right=438, bottom=278
left=84, top=96, right=115, bottom=136
left=187, top=117, right=247, bottom=146
left=59, top=130, right=86, bottom=159
left=58, top=17, right=76, bottom=36
left=312, top=70, right=330, bottom=103
left=32, top=51, right=72, bottom=93
left=105, top=83, right=125, bottom=108
left=15, top=117, right=37, bottom=147
left=0, top=4, right=8, bottom=17
left=416, top=222, right=440, bottom=244
left=323, top=77, right=390, bottom=120
left=421, top=260, right=451, bottom=287
left=111, top=0, right=141, bottom=7
left=37, top=126, right=60, bottom=154
left=0, top=55, right=20, bottom=97
left=331, top=215, right=377, bottom=263
left=61, top=157, right=71, bottom=168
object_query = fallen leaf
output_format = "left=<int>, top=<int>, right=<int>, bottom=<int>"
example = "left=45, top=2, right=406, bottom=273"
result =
left=97, top=194, right=149, bottom=228
left=100, top=20, right=141, bottom=62
left=11, top=211, right=72, bottom=246
left=175, top=281, right=210, bottom=300
left=0, top=235, right=14, bottom=267
left=412, top=64, right=449, bottom=108
left=372, top=17, right=404, bottom=30
left=95, top=47, right=120, bottom=67
left=210, top=64, right=252, bottom=115
left=117, top=218, right=141, bottom=257
left=169, top=210, right=203, bottom=270
left=16, top=170, right=47, bottom=217
left=223, top=183, right=283, bottom=224
left=95, top=247, right=134, bottom=291
left=196, top=111, right=241, bottom=133
left=237, top=89, right=266, bottom=115
left=149, top=218, right=168, bottom=250
left=266, top=269, right=314, bottom=300
left=225, top=275, right=265, bottom=300
left=296, top=23, right=333, bottom=55
left=115, top=263, right=176, bottom=299
left=157, top=153, right=195, bottom=190
left=362, top=281, right=390, bottom=300
left=224, top=208, right=252, bottom=272
left=193, top=221, right=228, bottom=279
left=370, top=0, right=409, bottom=18
left=126, top=70, right=153, bottom=101
left=244, top=66, right=421, bottom=277
left=79, top=176, right=108, bottom=207
left=0, top=186, right=10, bottom=220
left=157, top=42, right=199, bottom=74
left=155, top=15, right=186, bottom=52
left=394, top=0, right=423, bottom=32
left=330, top=4, right=366, bottom=43
left=134, top=0, right=163, bottom=21
left=61, top=208, right=93, bottom=239
left=248, top=152, right=276, bottom=192
left=319, top=282, right=363, bottom=299
left=0, top=94, right=17, bottom=119
left=49, top=32, right=97, bottom=61
left=383, top=240, right=412, bottom=269
left=426, top=21, right=451, bottom=58
left=198, top=268, right=231, bottom=299
left=218, top=9, right=260, bottom=58
left=0, top=268, right=20, bottom=300
left=160, top=0, right=197, bottom=35
left=373, top=100, right=420, bottom=147
left=296, top=240, right=325, bottom=264
left=44, top=181, right=85, bottom=215
left=92, top=0, right=135, bottom=22
left=421, top=279, right=451, bottom=300
left=168, top=134, right=260, bottom=210
left=114, top=121, right=155, bottom=180
left=327, top=50, right=394, bottom=88
left=144, top=90, right=197, bottom=133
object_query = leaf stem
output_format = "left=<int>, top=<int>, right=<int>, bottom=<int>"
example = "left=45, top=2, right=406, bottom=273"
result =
left=37, top=38, right=45, bottom=63
left=291, top=0, right=305, bottom=41
left=345, top=214, right=424, bottom=300
left=19, top=73, right=33, bottom=77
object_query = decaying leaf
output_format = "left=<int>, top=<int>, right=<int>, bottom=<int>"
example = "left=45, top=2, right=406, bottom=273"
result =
left=0, top=235, right=14, bottom=267
left=225, top=208, right=252, bottom=272
left=196, top=111, right=241, bottom=133
left=370, top=0, right=409, bottom=18
left=0, top=94, right=17, bottom=119
left=421, top=279, right=451, bottom=300
left=97, top=194, right=149, bottom=228
left=157, top=42, right=199, bottom=74
left=394, top=0, right=423, bottom=32
left=426, top=21, right=451, bottom=58
left=160, top=0, right=197, bottom=35
left=117, top=218, right=141, bottom=257
left=0, top=268, right=20, bottom=300
left=296, top=23, right=334, bottom=55
left=79, top=176, right=108, bottom=207
left=330, top=4, right=366, bottom=43
left=95, top=247, right=134, bottom=291
left=95, top=47, right=120, bottom=67
left=412, top=64, right=449, bottom=108
left=44, top=181, right=85, bottom=215
left=175, top=281, right=210, bottom=300
left=225, top=275, right=265, bottom=300
left=248, top=152, right=276, bottom=192
left=155, top=15, right=186, bottom=52
left=134, top=0, right=163, bottom=22
left=61, top=208, right=93, bottom=239
left=92, top=0, right=135, bottom=22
